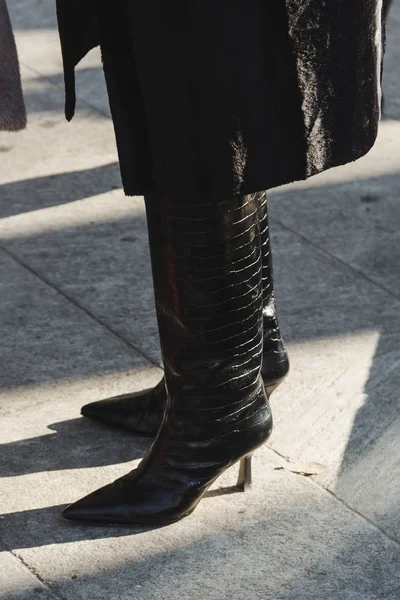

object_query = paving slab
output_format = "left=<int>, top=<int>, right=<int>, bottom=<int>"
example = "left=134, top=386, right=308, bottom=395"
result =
left=0, top=247, right=160, bottom=599
left=269, top=155, right=400, bottom=298
left=1, top=8, right=162, bottom=365
left=0, top=551, right=57, bottom=600
left=0, top=63, right=124, bottom=243
left=0, top=62, right=160, bottom=364
left=268, top=226, right=400, bottom=541
left=1, top=462, right=400, bottom=600
left=0, top=246, right=160, bottom=497
left=0, top=249, right=152, bottom=393
left=0, top=197, right=162, bottom=366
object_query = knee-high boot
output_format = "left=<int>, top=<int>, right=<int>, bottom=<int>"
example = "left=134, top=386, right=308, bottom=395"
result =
left=63, top=191, right=273, bottom=525
left=81, top=192, right=288, bottom=436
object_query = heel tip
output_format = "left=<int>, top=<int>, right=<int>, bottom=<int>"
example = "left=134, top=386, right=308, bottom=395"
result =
left=237, top=481, right=252, bottom=493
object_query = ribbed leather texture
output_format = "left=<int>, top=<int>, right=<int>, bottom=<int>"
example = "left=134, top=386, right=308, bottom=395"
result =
left=258, top=191, right=290, bottom=386
left=81, top=193, right=289, bottom=435
left=64, top=192, right=273, bottom=525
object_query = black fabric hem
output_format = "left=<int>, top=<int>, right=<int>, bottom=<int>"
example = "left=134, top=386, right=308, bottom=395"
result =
left=120, top=136, right=378, bottom=198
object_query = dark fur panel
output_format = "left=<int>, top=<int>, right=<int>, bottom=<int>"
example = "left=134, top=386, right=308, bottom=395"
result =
left=55, top=0, right=384, bottom=196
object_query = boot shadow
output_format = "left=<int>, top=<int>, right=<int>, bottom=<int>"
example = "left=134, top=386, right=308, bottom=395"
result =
left=0, top=505, right=152, bottom=551
left=205, top=486, right=245, bottom=498
left=0, top=417, right=150, bottom=478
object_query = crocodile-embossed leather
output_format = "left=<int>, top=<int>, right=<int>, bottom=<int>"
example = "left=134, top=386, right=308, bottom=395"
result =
left=64, top=192, right=273, bottom=525
left=258, top=191, right=290, bottom=389
left=81, top=192, right=289, bottom=435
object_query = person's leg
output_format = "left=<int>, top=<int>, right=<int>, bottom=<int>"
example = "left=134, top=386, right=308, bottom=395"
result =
left=80, top=192, right=289, bottom=434
left=64, top=191, right=273, bottom=525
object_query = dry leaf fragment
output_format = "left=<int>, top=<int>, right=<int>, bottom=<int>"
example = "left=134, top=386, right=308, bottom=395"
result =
left=275, top=460, right=327, bottom=476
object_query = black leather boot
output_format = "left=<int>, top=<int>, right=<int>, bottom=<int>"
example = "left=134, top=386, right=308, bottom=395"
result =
left=63, top=191, right=273, bottom=526
left=81, top=192, right=288, bottom=436
left=258, top=191, right=290, bottom=392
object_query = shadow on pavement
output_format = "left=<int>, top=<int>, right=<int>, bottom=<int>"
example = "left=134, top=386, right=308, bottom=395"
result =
left=0, top=163, right=121, bottom=219
left=1, top=499, right=399, bottom=599
left=0, top=165, right=398, bottom=553
left=0, top=417, right=150, bottom=478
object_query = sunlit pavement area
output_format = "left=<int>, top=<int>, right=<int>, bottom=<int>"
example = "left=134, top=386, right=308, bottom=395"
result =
left=1, top=2, right=400, bottom=599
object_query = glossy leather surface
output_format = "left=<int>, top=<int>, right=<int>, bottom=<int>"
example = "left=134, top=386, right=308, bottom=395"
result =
left=64, top=192, right=272, bottom=525
left=82, top=379, right=166, bottom=436
left=81, top=192, right=288, bottom=435
left=258, top=191, right=290, bottom=387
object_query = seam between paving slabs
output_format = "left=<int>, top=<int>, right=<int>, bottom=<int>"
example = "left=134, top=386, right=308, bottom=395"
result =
left=3, top=212, right=394, bottom=376
left=267, top=218, right=400, bottom=546
left=267, top=445, right=400, bottom=549
left=0, top=244, right=160, bottom=369
left=19, top=56, right=400, bottom=302
left=271, top=215, right=400, bottom=304
left=324, top=487, right=400, bottom=547
left=4, top=469, right=400, bottom=598
left=7, top=549, right=66, bottom=600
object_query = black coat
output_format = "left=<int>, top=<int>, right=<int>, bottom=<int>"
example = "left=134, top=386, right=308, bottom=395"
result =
left=56, top=1, right=385, bottom=197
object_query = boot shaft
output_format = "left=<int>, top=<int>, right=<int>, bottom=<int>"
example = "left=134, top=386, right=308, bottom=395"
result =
left=145, top=191, right=267, bottom=422
left=64, top=190, right=275, bottom=526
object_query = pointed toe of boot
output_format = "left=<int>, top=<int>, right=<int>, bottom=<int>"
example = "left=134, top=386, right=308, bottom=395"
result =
left=80, top=393, right=159, bottom=435
left=63, top=499, right=94, bottom=522
left=80, top=397, right=124, bottom=425
left=63, top=461, right=200, bottom=526
left=63, top=496, right=117, bottom=524
left=80, top=399, right=103, bottom=420
left=63, top=484, right=116, bottom=523
left=81, top=398, right=129, bottom=431
left=81, top=382, right=167, bottom=435
left=63, top=477, right=142, bottom=524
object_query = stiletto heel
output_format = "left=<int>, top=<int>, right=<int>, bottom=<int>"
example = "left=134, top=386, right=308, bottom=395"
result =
left=237, top=455, right=253, bottom=492
left=264, top=375, right=287, bottom=398
left=265, top=383, right=279, bottom=397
